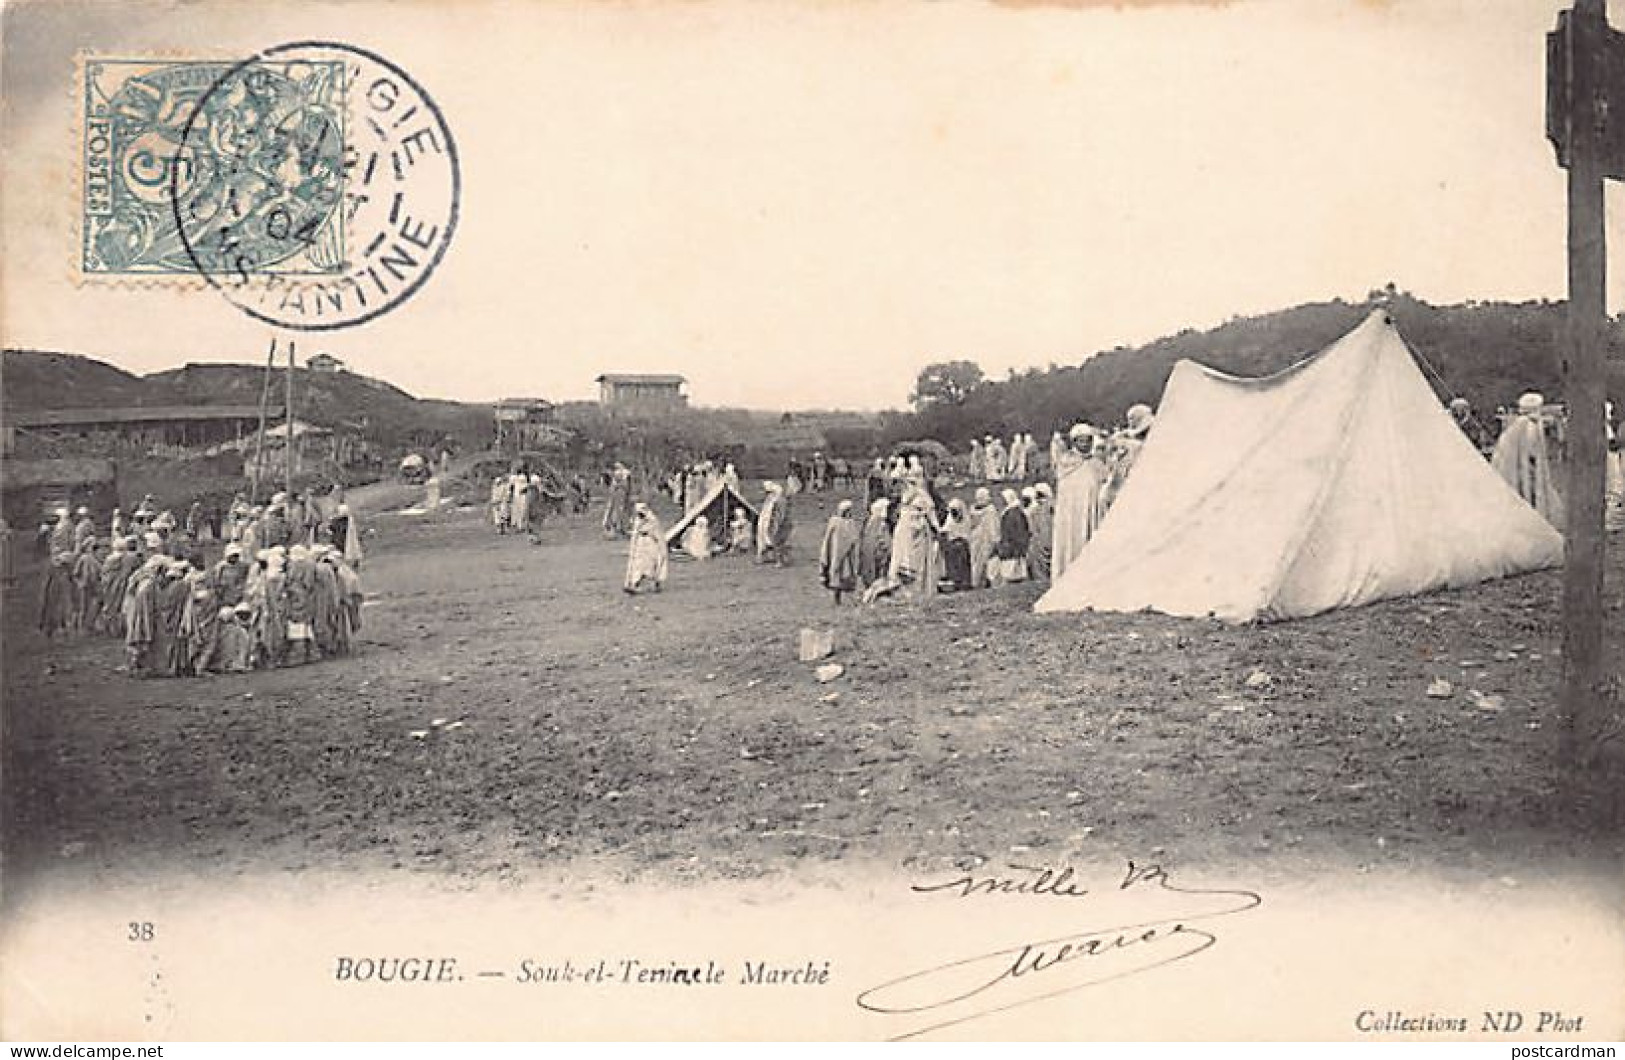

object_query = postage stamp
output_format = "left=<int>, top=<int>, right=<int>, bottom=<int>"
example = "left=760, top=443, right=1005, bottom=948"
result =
left=81, top=57, right=348, bottom=277
left=80, top=43, right=459, bottom=332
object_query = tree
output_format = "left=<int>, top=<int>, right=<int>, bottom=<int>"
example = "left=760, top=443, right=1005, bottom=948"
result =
left=909, top=360, right=984, bottom=411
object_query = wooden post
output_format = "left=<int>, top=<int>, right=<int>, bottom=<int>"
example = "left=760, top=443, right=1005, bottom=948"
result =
left=285, top=339, right=296, bottom=501
left=250, top=338, right=276, bottom=505
left=1557, top=0, right=1610, bottom=759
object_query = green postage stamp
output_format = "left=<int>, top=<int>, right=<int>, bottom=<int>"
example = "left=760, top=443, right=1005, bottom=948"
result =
left=80, top=57, right=348, bottom=277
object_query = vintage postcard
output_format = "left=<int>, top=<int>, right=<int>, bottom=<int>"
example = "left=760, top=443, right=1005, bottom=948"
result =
left=2, top=0, right=1622, bottom=1043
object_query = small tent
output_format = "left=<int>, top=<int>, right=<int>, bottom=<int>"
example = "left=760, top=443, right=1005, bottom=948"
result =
left=1033, top=310, right=1564, bottom=623
left=664, top=479, right=759, bottom=549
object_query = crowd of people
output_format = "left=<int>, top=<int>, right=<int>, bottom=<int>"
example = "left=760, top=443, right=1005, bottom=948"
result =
left=840, top=408, right=1153, bottom=604
left=35, top=490, right=366, bottom=677
left=621, top=474, right=793, bottom=592
left=661, top=460, right=741, bottom=516
left=488, top=467, right=572, bottom=540
left=609, top=386, right=1625, bottom=606
left=604, top=404, right=1158, bottom=602
left=21, top=382, right=1620, bottom=675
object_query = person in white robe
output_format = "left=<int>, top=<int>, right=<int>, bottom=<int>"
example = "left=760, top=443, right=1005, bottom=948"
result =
left=682, top=515, right=713, bottom=561
left=1007, top=433, right=1028, bottom=481
left=869, top=485, right=942, bottom=602
left=968, top=439, right=985, bottom=481
left=1490, top=392, right=1565, bottom=528
left=905, top=455, right=928, bottom=490
left=624, top=503, right=669, bottom=592
left=509, top=471, right=531, bottom=532
left=683, top=466, right=703, bottom=514
left=602, top=463, right=634, bottom=537
left=966, top=486, right=1000, bottom=589
left=490, top=476, right=510, bottom=532
left=1051, top=424, right=1108, bottom=580
left=756, top=482, right=782, bottom=560
left=984, top=436, right=1006, bottom=482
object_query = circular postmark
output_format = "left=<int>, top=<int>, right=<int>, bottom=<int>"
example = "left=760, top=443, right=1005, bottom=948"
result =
left=170, top=40, right=460, bottom=331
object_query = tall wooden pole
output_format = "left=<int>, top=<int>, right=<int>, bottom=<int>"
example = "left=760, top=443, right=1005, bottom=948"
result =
left=250, top=337, right=276, bottom=505
left=285, top=338, right=296, bottom=502
left=1559, top=0, right=1609, bottom=760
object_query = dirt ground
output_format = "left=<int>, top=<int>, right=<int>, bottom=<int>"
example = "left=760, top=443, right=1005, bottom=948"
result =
left=4, top=488, right=1623, bottom=902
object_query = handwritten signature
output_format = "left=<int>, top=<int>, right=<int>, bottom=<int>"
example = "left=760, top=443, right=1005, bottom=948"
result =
left=857, top=860, right=1262, bottom=1040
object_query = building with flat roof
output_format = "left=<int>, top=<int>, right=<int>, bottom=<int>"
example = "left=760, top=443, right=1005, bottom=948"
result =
left=7, top=405, right=271, bottom=450
left=595, top=373, right=687, bottom=408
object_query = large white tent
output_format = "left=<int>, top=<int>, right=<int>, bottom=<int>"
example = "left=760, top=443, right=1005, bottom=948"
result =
left=1033, top=310, right=1564, bottom=623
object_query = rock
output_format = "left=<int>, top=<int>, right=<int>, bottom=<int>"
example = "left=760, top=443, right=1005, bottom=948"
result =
left=1426, top=678, right=1454, bottom=699
left=1244, top=670, right=1273, bottom=690
left=409, top=730, right=429, bottom=740
left=819, top=691, right=841, bottom=703
left=798, top=628, right=836, bottom=663
left=1467, top=690, right=1505, bottom=712
left=815, top=663, right=845, bottom=684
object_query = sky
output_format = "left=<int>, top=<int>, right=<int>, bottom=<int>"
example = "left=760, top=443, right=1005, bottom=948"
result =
left=2, top=0, right=1620, bottom=410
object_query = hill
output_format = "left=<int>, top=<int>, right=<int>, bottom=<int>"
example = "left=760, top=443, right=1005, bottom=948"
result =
left=895, top=293, right=1625, bottom=449
left=2, top=349, right=152, bottom=410
left=145, top=362, right=489, bottom=451
left=2, top=350, right=493, bottom=453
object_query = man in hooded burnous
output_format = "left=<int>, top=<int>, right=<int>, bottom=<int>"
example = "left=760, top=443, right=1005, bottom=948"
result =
left=819, top=500, right=861, bottom=604
left=624, top=503, right=669, bottom=593
left=1490, top=392, right=1564, bottom=529
left=757, top=482, right=793, bottom=566
left=1051, top=423, right=1108, bottom=580
left=603, top=463, right=634, bottom=538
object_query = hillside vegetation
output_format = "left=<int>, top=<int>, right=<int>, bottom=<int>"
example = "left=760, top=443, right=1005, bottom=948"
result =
left=11, top=293, right=1625, bottom=464
left=894, top=294, right=1625, bottom=449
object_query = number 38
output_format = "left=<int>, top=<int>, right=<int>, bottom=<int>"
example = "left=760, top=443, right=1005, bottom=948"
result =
left=127, top=922, right=155, bottom=942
